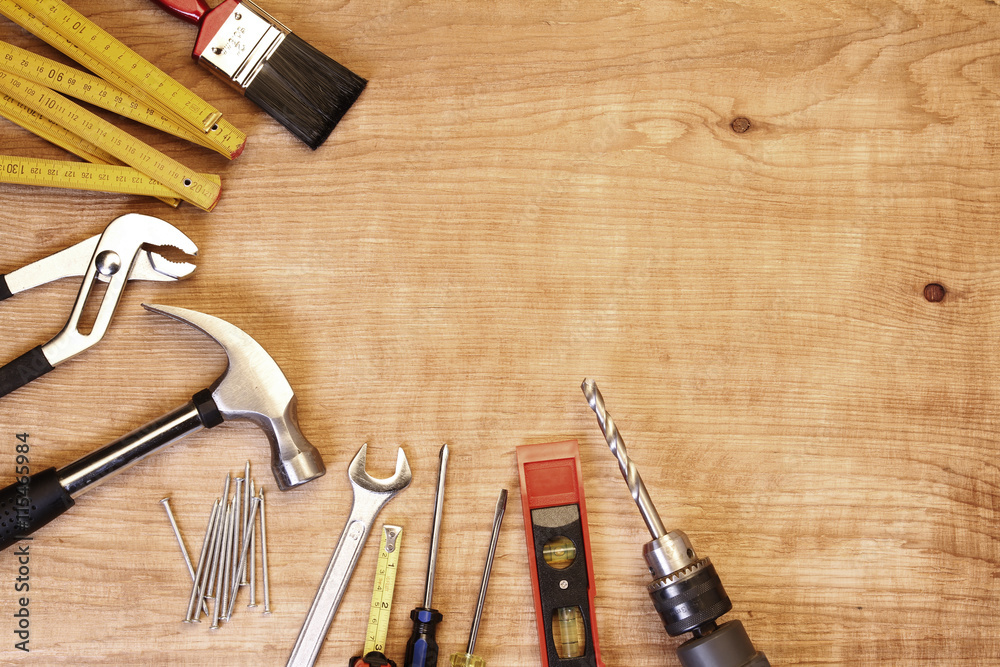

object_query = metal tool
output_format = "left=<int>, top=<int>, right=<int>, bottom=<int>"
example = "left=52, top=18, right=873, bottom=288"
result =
left=259, top=487, right=271, bottom=614
left=185, top=498, right=220, bottom=622
left=161, top=497, right=210, bottom=617
left=227, top=495, right=262, bottom=619
left=351, top=525, right=404, bottom=667
left=211, top=501, right=233, bottom=629
left=0, top=304, right=326, bottom=552
left=0, top=214, right=197, bottom=399
left=405, top=444, right=449, bottom=667
left=248, top=479, right=258, bottom=608
left=287, top=444, right=412, bottom=667
left=449, top=489, right=507, bottom=667
left=581, top=379, right=770, bottom=667
left=241, top=461, right=251, bottom=586
left=516, top=441, right=603, bottom=666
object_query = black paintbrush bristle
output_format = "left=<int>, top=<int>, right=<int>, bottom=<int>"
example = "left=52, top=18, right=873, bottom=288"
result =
left=245, top=32, right=367, bottom=150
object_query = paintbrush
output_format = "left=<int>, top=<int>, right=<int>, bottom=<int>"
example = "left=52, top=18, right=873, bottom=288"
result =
left=150, top=0, right=366, bottom=149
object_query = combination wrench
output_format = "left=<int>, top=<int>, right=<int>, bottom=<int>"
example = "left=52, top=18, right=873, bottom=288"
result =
left=288, top=444, right=412, bottom=667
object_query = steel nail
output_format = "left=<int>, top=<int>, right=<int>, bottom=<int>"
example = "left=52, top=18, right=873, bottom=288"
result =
left=207, top=473, right=231, bottom=598
left=248, top=479, right=258, bottom=608
left=184, top=499, right=219, bottom=622
left=259, top=488, right=270, bottom=614
left=221, top=498, right=235, bottom=622
left=161, top=498, right=211, bottom=619
left=240, top=461, right=250, bottom=586
left=231, top=478, right=244, bottom=600
left=210, top=501, right=232, bottom=629
left=227, top=495, right=260, bottom=619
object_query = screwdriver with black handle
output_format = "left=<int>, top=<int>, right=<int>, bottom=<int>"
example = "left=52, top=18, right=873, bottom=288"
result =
left=404, top=444, right=449, bottom=667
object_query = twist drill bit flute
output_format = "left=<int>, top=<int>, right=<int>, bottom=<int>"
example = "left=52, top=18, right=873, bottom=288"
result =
left=581, top=379, right=770, bottom=667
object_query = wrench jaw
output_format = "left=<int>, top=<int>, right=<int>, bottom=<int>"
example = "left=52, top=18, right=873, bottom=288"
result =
left=348, top=444, right=413, bottom=494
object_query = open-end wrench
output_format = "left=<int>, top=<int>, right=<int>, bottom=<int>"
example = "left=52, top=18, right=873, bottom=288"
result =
left=0, top=213, right=197, bottom=398
left=288, top=444, right=412, bottom=667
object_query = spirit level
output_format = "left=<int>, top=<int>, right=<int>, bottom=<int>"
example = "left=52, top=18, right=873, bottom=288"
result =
left=516, top=441, right=604, bottom=667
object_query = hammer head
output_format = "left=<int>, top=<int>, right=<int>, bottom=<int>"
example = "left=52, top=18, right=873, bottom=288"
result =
left=143, top=303, right=325, bottom=490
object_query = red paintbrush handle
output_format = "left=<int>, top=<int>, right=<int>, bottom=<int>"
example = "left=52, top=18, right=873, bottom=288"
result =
left=149, top=0, right=210, bottom=25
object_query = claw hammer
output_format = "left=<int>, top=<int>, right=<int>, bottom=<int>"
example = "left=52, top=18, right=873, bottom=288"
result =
left=0, top=304, right=326, bottom=551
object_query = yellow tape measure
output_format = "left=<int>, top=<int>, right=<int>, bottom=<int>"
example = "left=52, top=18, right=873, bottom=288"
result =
left=15, top=0, right=222, bottom=133
left=0, top=39, right=244, bottom=159
left=365, top=525, right=403, bottom=655
left=0, top=69, right=220, bottom=210
left=0, top=154, right=219, bottom=200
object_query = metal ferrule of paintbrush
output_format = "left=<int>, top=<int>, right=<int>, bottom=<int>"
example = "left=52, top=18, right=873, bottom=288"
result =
left=150, top=0, right=286, bottom=93
left=194, top=0, right=287, bottom=92
left=151, top=0, right=367, bottom=148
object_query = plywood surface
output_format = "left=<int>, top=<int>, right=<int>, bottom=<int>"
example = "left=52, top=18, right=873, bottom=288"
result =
left=1, top=0, right=999, bottom=664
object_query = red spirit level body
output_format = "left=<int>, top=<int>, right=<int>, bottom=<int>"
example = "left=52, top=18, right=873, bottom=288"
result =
left=516, top=441, right=604, bottom=667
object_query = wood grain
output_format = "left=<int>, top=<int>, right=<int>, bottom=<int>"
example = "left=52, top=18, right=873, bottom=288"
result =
left=1, top=0, right=999, bottom=664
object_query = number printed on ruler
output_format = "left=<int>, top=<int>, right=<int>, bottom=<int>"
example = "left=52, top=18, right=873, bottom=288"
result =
left=0, top=40, right=183, bottom=138
left=0, top=70, right=220, bottom=210
left=0, top=155, right=220, bottom=200
left=19, top=0, right=222, bottom=131
left=0, top=7, right=244, bottom=157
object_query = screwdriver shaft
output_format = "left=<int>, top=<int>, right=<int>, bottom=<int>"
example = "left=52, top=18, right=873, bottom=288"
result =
left=466, top=489, right=507, bottom=656
left=581, top=379, right=666, bottom=539
left=423, top=444, right=449, bottom=608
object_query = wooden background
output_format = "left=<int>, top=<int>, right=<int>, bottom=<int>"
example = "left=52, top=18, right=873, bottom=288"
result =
left=1, top=0, right=999, bottom=664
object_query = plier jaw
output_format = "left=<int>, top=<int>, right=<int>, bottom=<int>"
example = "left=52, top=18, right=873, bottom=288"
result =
left=0, top=214, right=198, bottom=398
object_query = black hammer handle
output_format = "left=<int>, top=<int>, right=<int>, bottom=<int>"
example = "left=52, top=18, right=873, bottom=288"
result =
left=0, top=347, right=54, bottom=398
left=0, top=468, right=74, bottom=551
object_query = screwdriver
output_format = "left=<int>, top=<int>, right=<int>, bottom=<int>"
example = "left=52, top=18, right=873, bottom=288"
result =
left=405, top=444, right=449, bottom=667
left=581, top=379, right=770, bottom=667
left=449, top=489, right=507, bottom=667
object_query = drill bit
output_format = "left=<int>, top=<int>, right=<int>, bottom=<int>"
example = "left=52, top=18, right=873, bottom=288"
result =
left=581, top=379, right=771, bottom=667
left=581, top=379, right=666, bottom=539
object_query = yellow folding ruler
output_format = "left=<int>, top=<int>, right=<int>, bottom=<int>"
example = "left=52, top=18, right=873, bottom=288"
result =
left=0, top=69, right=221, bottom=210
left=0, top=0, right=245, bottom=158
left=0, top=40, right=243, bottom=159
left=1, top=155, right=220, bottom=200
left=364, top=525, right=403, bottom=656
left=8, top=0, right=220, bottom=131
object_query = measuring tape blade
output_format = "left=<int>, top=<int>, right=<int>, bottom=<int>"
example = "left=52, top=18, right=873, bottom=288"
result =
left=0, top=39, right=244, bottom=159
left=0, top=155, right=218, bottom=201
left=0, top=5, right=245, bottom=158
left=0, top=93, right=181, bottom=206
left=0, top=70, right=220, bottom=210
left=364, top=525, right=403, bottom=655
left=16, top=0, right=222, bottom=133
